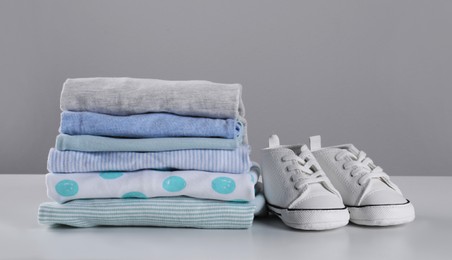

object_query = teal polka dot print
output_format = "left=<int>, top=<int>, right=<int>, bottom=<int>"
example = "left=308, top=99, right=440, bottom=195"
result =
left=162, top=176, right=187, bottom=192
left=55, top=180, right=79, bottom=197
left=99, top=172, right=124, bottom=179
left=122, top=192, right=147, bottom=199
left=211, top=177, right=236, bottom=194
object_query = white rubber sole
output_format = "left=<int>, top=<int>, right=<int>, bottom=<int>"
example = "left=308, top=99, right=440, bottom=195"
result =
left=268, top=204, right=350, bottom=230
left=348, top=201, right=415, bottom=226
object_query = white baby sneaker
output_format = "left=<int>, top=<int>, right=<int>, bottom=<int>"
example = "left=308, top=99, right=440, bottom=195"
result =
left=261, top=135, right=349, bottom=230
left=309, top=135, right=415, bottom=226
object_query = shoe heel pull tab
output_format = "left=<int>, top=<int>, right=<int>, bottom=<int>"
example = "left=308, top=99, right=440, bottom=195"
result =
left=310, top=135, right=321, bottom=151
left=268, top=135, right=280, bottom=148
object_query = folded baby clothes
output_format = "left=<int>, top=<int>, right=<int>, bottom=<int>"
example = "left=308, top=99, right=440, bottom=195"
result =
left=38, top=197, right=255, bottom=228
left=60, top=78, right=245, bottom=118
left=47, top=169, right=258, bottom=203
left=39, top=77, right=259, bottom=230
left=55, top=134, right=241, bottom=152
left=48, top=146, right=251, bottom=174
left=60, top=111, right=243, bottom=139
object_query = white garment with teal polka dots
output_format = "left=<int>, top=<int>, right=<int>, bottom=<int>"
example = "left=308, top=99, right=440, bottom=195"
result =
left=47, top=169, right=258, bottom=204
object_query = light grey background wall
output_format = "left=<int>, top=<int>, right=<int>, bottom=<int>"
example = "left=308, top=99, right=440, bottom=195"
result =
left=0, top=0, right=451, bottom=175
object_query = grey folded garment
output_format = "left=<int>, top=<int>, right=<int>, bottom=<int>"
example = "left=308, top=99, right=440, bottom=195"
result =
left=60, top=77, right=245, bottom=118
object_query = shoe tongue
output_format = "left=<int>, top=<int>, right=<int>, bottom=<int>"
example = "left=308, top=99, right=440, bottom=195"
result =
left=334, top=144, right=376, bottom=173
left=343, top=144, right=359, bottom=156
left=296, top=145, right=322, bottom=174
left=333, top=144, right=360, bottom=161
left=298, top=144, right=311, bottom=157
left=330, top=145, right=389, bottom=188
left=268, top=135, right=280, bottom=148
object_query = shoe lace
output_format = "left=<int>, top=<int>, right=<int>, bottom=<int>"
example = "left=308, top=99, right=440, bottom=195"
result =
left=281, top=152, right=328, bottom=191
left=335, top=149, right=389, bottom=186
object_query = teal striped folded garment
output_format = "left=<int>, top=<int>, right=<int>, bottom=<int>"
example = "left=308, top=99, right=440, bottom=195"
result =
left=38, top=197, right=255, bottom=229
left=55, top=134, right=241, bottom=152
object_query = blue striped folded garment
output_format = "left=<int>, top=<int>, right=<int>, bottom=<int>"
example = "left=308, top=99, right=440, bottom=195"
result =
left=47, top=146, right=251, bottom=174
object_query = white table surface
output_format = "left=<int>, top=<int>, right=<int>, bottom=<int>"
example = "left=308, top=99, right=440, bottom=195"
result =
left=0, top=175, right=450, bottom=260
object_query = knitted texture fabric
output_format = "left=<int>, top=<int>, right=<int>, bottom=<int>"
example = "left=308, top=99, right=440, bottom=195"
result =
left=47, top=146, right=251, bottom=174
left=55, top=134, right=242, bottom=152
left=60, top=111, right=243, bottom=139
left=46, top=169, right=258, bottom=203
left=60, top=77, right=245, bottom=118
left=38, top=197, right=255, bottom=228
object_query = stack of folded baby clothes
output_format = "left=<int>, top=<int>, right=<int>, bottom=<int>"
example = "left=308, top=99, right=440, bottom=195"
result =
left=38, top=78, right=265, bottom=228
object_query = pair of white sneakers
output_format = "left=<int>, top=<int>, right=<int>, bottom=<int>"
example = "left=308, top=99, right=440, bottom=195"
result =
left=261, top=135, right=415, bottom=230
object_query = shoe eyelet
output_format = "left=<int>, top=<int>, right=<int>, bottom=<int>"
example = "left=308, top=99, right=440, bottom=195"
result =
left=289, top=176, right=294, bottom=182
left=342, top=165, right=346, bottom=170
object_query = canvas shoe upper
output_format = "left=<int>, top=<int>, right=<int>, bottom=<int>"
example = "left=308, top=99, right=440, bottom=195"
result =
left=261, top=135, right=349, bottom=230
left=309, top=135, right=415, bottom=226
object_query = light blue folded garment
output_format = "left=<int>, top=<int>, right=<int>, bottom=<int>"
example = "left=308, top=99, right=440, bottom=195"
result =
left=38, top=197, right=255, bottom=228
left=56, top=134, right=240, bottom=152
left=60, top=111, right=243, bottom=139
left=47, top=146, right=251, bottom=174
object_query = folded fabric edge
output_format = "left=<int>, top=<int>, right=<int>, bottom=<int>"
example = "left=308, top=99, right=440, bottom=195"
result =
left=54, top=134, right=241, bottom=152
left=60, top=78, right=245, bottom=118
left=37, top=198, right=256, bottom=228
left=47, top=145, right=252, bottom=174
left=60, top=111, right=245, bottom=139
left=45, top=169, right=257, bottom=204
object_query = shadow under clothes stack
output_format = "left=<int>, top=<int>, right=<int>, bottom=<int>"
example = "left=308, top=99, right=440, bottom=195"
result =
left=38, top=77, right=266, bottom=229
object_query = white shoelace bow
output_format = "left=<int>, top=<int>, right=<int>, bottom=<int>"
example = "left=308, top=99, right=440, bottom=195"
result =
left=281, top=152, right=328, bottom=191
left=335, top=150, right=389, bottom=186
